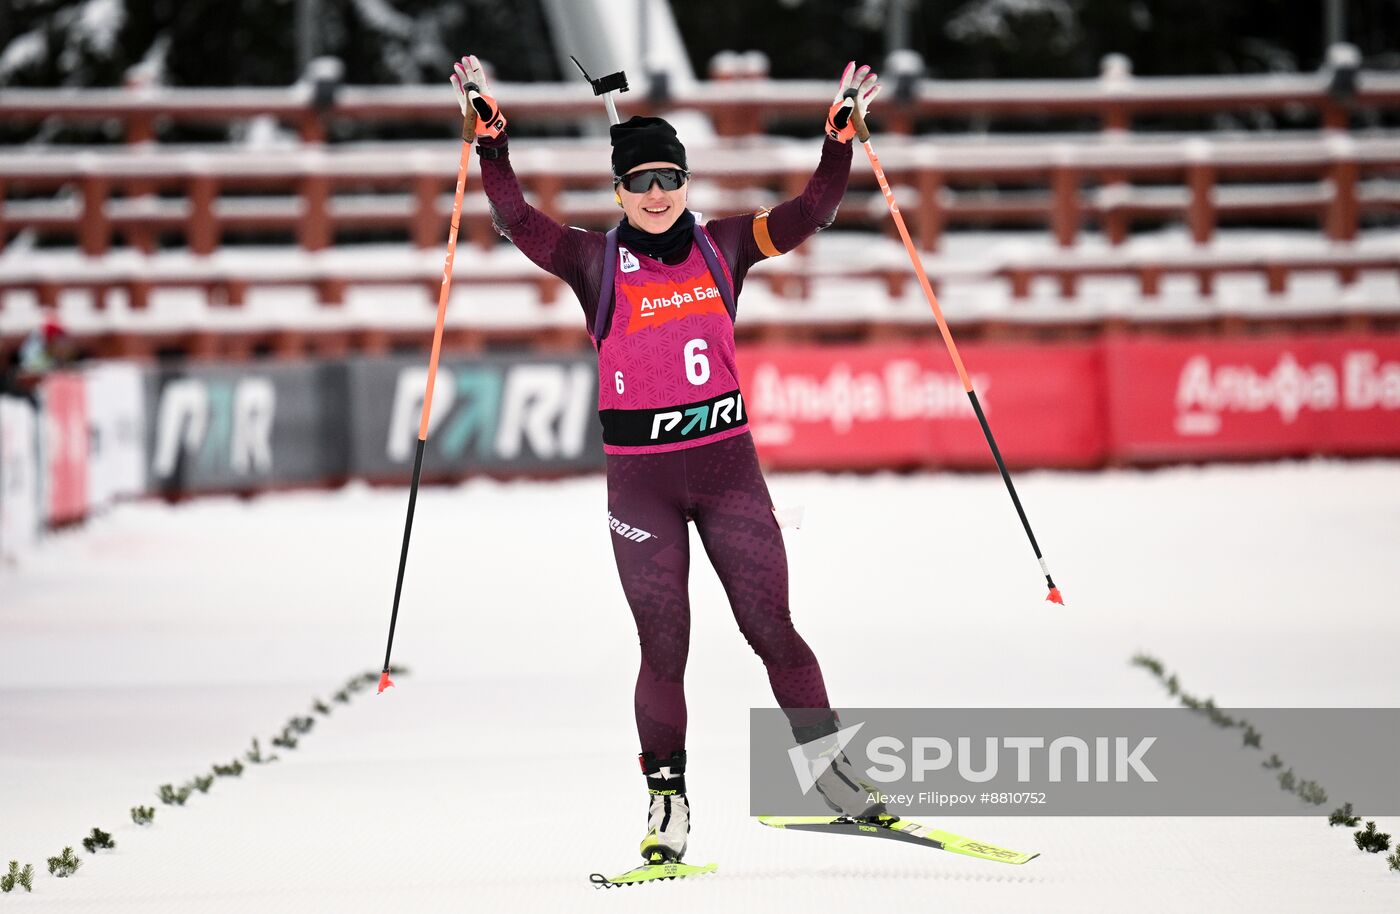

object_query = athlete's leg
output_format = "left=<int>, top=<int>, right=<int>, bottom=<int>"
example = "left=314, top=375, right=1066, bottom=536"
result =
left=606, top=450, right=693, bottom=758
left=686, top=434, right=833, bottom=728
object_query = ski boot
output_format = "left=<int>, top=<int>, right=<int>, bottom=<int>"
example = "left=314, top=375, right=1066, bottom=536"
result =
left=638, top=750, right=690, bottom=863
left=793, top=716, right=888, bottom=820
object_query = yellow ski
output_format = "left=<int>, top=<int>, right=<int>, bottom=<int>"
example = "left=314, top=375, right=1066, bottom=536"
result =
left=589, top=860, right=718, bottom=888
left=757, top=815, right=1038, bottom=865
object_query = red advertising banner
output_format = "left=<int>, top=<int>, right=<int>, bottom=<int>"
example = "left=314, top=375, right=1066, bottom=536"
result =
left=737, top=342, right=1108, bottom=470
left=41, top=372, right=89, bottom=524
left=1106, top=333, right=1400, bottom=461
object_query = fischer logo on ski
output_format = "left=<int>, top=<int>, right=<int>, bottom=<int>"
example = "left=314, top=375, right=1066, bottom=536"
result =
left=962, top=841, right=1022, bottom=860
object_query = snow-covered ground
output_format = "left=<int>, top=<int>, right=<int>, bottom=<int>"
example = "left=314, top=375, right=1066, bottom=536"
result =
left=2, top=461, right=1399, bottom=911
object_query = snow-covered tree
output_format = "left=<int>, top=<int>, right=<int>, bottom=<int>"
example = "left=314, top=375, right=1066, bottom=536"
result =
left=0, top=0, right=561, bottom=88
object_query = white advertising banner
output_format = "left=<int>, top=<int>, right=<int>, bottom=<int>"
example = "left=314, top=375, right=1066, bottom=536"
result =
left=0, top=395, right=41, bottom=562
left=84, top=362, right=147, bottom=510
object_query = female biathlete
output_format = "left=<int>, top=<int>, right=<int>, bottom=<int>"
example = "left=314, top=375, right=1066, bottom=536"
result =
left=450, top=55, right=884, bottom=865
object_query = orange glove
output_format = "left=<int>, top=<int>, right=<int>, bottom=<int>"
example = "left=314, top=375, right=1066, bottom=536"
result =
left=450, top=54, right=507, bottom=139
left=825, top=61, right=881, bottom=143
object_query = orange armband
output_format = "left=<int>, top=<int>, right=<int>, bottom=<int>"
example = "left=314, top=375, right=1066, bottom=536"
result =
left=752, top=208, right=782, bottom=258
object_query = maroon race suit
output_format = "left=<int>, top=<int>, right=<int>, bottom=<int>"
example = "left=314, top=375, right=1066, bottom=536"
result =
left=478, top=132, right=853, bottom=755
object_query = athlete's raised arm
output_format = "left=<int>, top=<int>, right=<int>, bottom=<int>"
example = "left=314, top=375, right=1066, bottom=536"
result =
left=706, top=62, right=882, bottom=285
left=450, top=55, right=605, bottom=308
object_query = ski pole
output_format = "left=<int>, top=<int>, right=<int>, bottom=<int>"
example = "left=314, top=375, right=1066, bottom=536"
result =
left=849, top=104, right=1064, bottom=605
left=377, top=109, right=478, bottom=694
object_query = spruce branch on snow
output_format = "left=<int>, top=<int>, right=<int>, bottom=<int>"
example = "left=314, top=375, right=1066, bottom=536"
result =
left=157, top=784, right=190, bottom=806
left=1176, top=691, right=1224, bottom=718
left=1329, top=802, right=1360, bottom=827
left=1296, top=779, right=1327, bottom=807
left=1129, top=652, right=1337, bottom=811
left=1206, top=706, right=1236, bottom=728
left=1130, top=653, right=1164, bottom=677
left=1355, top=821, right=1392, bottom=854
left=81, top=828, right=115, bottom=854
left=46, top=848, right=80, bottom=878
left=271, top=729, right=298, bottom=750
left=1388, top=847, right=1400, bottom=872
left=188, top=775, right=214, bottom=794
left=245, top=738, right=278, bottom=764
left=131, top=805, right=155, bottom=826
left=213, top=759, right=245, bottom=777
left=313, top=699, right=332, bottom=716
left=0, top=861, right=31, bottom=893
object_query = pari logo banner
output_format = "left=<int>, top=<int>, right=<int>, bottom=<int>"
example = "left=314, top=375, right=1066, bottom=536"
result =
left=152, top=377, right=276, bottom=480
left=146, top=363, right=345, bottom=492
left=750, top=708, right=1400, bottom=817
left=351, top=355, right=604, bottom=476
left=737, top=342, right=1106, bottom=469
left=1107, top=334, right=1400, bottom=459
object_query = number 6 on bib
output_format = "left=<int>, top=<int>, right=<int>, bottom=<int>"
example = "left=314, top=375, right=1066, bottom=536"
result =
left=684, top=339, right=710, bottom=386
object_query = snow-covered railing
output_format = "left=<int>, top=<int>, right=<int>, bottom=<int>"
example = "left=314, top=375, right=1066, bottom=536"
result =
left=1, top=70, right=1399, bottom=141
left=2, top=133, right=1398, bottom=256
left=2, top=242, right=1396, bottom=359
left=994, top=247, right=1400, bottom=301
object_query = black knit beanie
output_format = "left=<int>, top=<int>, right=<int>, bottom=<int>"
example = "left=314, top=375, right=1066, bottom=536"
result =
left=610, top=116, right=688, bottom=178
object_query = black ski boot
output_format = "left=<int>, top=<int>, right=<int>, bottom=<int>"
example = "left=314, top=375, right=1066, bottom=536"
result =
left=792, top=714, right=888, bottom=820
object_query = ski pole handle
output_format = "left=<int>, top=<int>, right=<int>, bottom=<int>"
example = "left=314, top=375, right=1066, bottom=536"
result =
left=851, top=103, right=872, bottom=144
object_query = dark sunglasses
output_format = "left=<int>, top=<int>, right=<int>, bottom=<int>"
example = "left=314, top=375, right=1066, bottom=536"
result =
left=615, top=167, right=689, bottom=194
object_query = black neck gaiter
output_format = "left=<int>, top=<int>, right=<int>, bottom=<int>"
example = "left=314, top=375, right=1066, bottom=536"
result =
left=617, top=209, right=696, bottom=264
